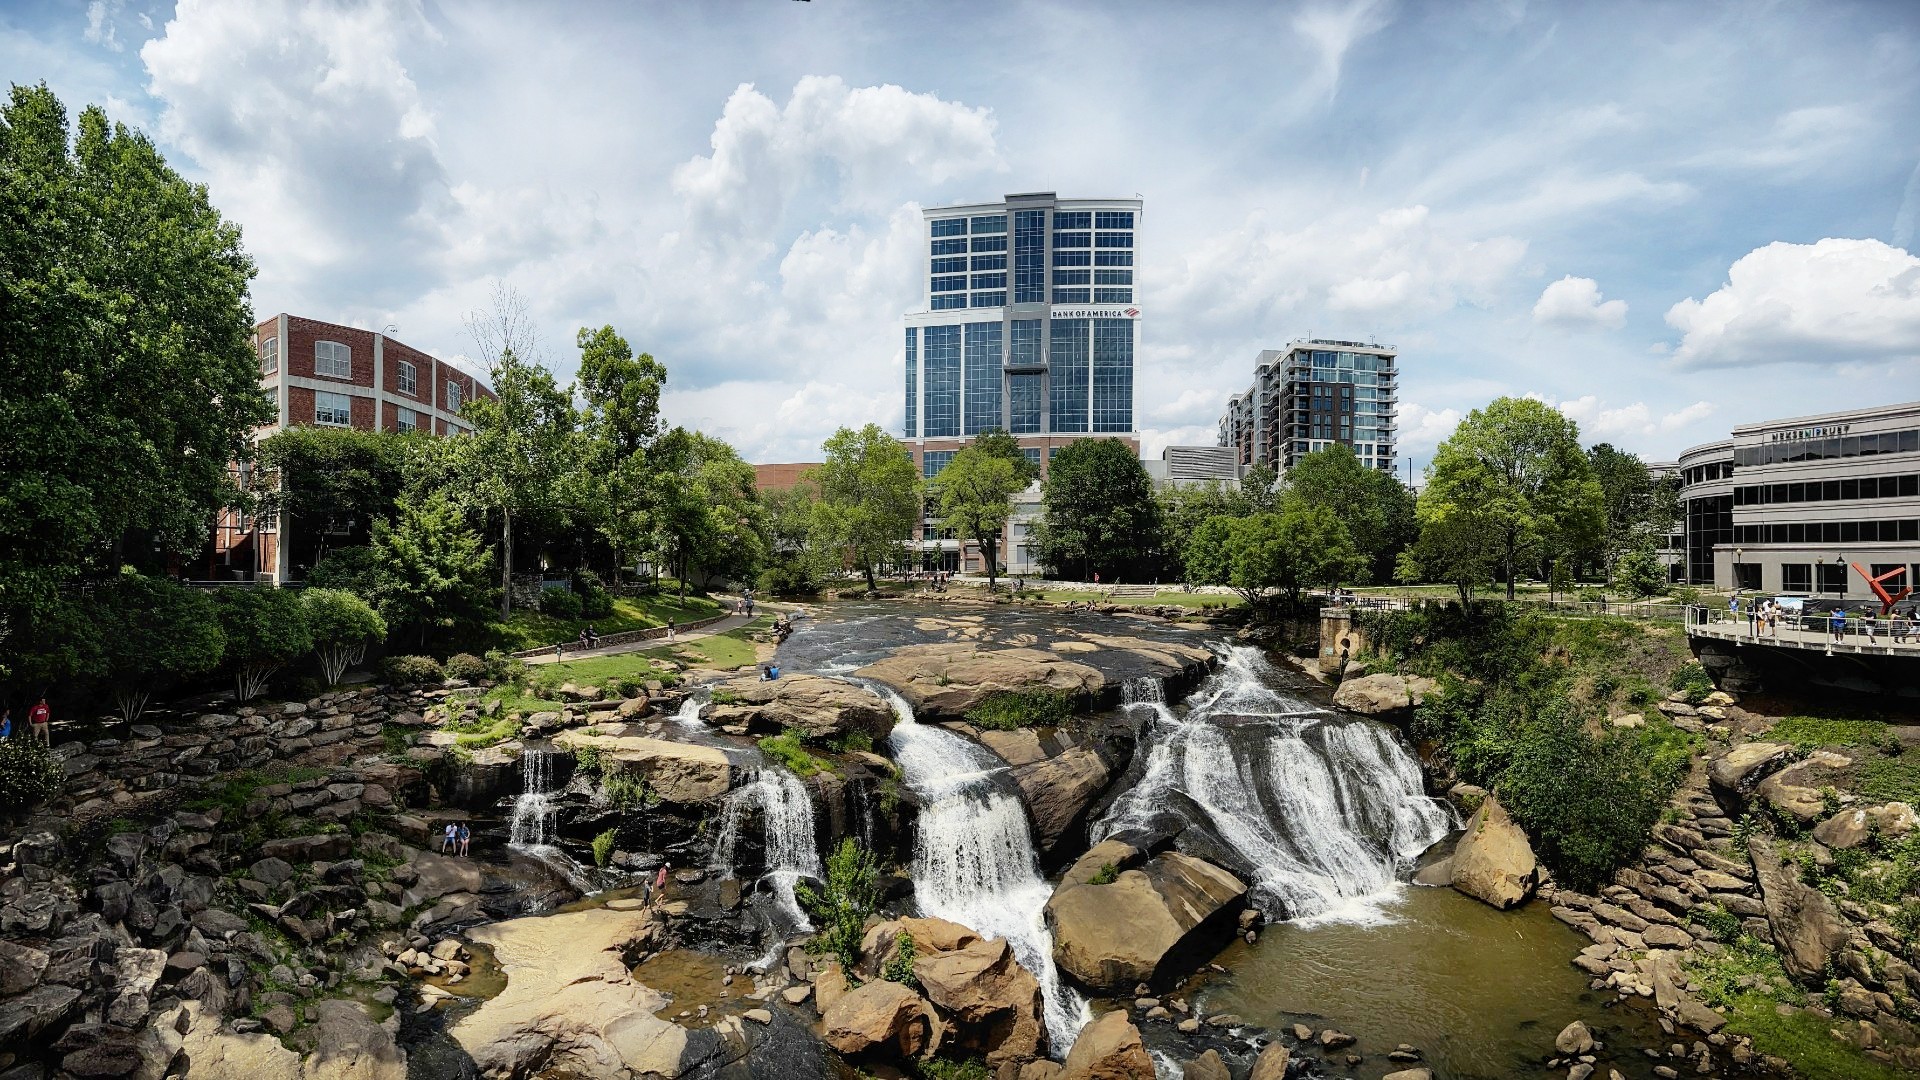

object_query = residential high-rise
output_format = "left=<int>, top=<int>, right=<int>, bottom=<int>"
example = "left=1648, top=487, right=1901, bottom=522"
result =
left=901, top=192, right=1143, bottom=573
left=1218, top=340, right=1398, bottom=473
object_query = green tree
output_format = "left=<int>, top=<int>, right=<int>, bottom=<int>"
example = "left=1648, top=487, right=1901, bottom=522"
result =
left=933, top=435, right=1028, bottom=591
left=456, top=347, right=579, bottom=619
left=1586, top=443, right=1669, bottom=577
left=1613, top=544, right=1668, bottom=599
left=253, top=428, right=416, bottom=572
left=306, top=546, right=380, bottom=598
left=369, top=491, right=494, bottom=646
left=1157, top=480, right=1253, bottom=584
left=759, top=483, right=830, bottom=595
left=1418, top=397, right=1605, bottom=600
left=214, top=587, right=312, bottom=702
left=1185, top=505, right=1365, bottom=616
left=1033, top=438, right=1160, bottom=581
left=1286, top=444, right=1417, bottom=585
left=1, top=85, right=270, bottom=678
left=811, top=425, right=921, bottom=591
left=93, top=573, right=224, bottom=724
left=651, top=429, right=767, bottom=597
left=796, top=837, right=881, bottom=970
left=302, top=587, right=387, bottom=687
left=1400, top=504, right=1500, bottom=604
left=575, top=325, right=667, bottom=583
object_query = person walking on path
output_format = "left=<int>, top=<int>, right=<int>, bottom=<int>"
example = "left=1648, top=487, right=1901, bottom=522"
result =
left=652, top=862, right=671, bottom=909
left=442, top=823, right=458, bottom=854
left=28, top=698, right=50, bottom=746
left=458, top=823, right=471, bottom=857
left=1728, top=594, right=1740, bottom=625
left=1864, top=611, right=1879, bottom=644
left=666, top=619, right=677, bottom=642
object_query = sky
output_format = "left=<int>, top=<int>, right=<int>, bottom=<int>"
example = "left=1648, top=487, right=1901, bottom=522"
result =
left=7, top=0, right=1920, bottom=472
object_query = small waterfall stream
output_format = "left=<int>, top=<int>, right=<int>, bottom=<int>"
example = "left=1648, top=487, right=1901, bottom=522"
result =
left=1098, top=645, right=1453, bottom=924
left=508, top=745, right=559, bottom=850
left=713, top=767, right=824, bottom=933
left=868, top=680, right=1090, bottom=1053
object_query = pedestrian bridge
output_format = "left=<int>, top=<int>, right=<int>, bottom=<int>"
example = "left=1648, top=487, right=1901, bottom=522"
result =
left=1684, top=606, right=1920, bottom=658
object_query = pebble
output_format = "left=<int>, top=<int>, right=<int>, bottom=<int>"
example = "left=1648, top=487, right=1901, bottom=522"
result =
left=1292, top=1024, right=1314, bottom=1042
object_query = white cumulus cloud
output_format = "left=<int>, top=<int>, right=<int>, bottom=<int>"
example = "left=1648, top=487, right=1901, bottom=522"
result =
left=1533, top=275, right=1628, bottom=329
left=1398, top=402, right=1463, bottom=451
left=1539, top=393, right=1716, bottom=438
left=1665, top=238, right=1920, bottom=368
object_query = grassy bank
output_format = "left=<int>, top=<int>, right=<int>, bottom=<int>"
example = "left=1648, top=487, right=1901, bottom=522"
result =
left=486, top=590, right=725, bottom=652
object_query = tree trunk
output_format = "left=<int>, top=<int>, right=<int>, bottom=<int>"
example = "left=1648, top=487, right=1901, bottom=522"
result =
left=864, top=564, right=877, bottom=592
left=983, top=533, right=998, bottom=591
left=501, top=507, right=515, bottom=619
left=1503, top=531, right=1517, bottom=600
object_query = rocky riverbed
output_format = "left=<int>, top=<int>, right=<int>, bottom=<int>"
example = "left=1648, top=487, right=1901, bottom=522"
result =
left=3, top=599, right=1894, bottom=1080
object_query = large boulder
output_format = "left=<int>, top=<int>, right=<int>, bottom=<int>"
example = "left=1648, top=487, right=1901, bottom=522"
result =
left=1061, top=1009, right=1153, bottom=1080
left=1046, top=851, right=1247, bottom=991
left=818, top=980, right=933, bottom=1060
left=1011, top=748, right=1114, bottom=855
left=1249, top=1043, right=1290, bottom=1080
left=1755, top=752, right=1851, bottom=825
left=0, top=939, right=50, bottom=995
left=1450, top=796, right=1537, bottom=909
left=704, top=674, right=895, bottom=742
left=1750, top=837, right=1850, bottom=983
left=1708, top=742, right=1796, bottom=799
left=1332, top=674, right=1437, bottom=718
left=854, top=644, right=1107, bottom=720
left=452, top=906, right=691, bottom=1078
left=552, top=731, right=731, bottom=804
left=914, top=936, right=1047, bottom=1065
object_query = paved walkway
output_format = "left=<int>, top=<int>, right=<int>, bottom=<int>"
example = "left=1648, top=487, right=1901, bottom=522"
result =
left=522, top=611, right=758, bottom=666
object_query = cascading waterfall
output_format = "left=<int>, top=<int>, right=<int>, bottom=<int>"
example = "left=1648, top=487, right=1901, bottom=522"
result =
left=867, top=680, right=1090, bottom=1054
left=508, top=746, right=558, bottom=850
left=1096, top=645, right=1453, bottom=925
left=712, top=767, right=824, bottom=933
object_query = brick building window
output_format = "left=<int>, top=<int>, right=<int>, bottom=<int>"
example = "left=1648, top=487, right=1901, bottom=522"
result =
left=315, top=341, right=351, bottom=379
left=446, top=380, right=463, bottom=412
left=397, top=360, right=417, bottom=396
left=396, top=407, right=417, bottom=433
left=259, top=336, right=278, bottom=374
left=315, top=391, right=353, bottom=426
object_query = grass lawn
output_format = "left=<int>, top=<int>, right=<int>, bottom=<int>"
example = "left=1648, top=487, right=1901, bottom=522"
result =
left=635, top=616, right=772, bottom=671
left=489, top=590, right=725, bottom=652
left=1723, top=994, right=1910, bottom=1080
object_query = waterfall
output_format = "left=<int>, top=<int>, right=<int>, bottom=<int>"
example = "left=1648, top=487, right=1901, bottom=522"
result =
left=869, top=680, right=1090, bottom=1053
left=672, top=691, right=707, bottom=727
left=509, top=746, right=558, bottom=850
left=713, top=768, right=824, bottom=933
left=1094, top=645, right=1453, bottom=925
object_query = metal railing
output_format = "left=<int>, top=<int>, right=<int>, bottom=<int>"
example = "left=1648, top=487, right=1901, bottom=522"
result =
left=1324, top=593, right=1688, bottom=622
left=1684, top=605, right=1920, bottom=654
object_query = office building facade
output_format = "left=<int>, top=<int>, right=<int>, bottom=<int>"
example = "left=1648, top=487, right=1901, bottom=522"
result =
left=1218, top=341, right=1398, bottom=473
left=1673, top=401, right=1920, bottom=601
left=901, top=193, right=1143, bottom=574
left=208, top=314, right=496, bottom=583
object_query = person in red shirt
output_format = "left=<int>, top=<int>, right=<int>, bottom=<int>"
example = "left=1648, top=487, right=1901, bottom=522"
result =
left=28, top=697, right=51, bottom=746
left=651, top=862, right=670, bottom=909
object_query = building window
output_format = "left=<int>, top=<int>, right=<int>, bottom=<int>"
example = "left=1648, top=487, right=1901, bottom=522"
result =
left=963, top=322, right=1003, bottom=436
left=259, top=336, right=279, bottom=374
left=1010, top=372, right=1043, bottom=434
left=1095, top=232, right=1134, bottom=247
left=315, top=390, right=353, bottom=426
left=1094, top=251, right=1134, bottom=266
left=1095, top=211, right=1134, bottom=229
left=931, top=238, right=968, bottom=256
left=932, top=276, right=967, bottom=293
left=922, top=325, right=961, bottom=438
left=932, top=257, right=967, bottom=274
left=970, top=254, right=1007, bottom=271
left=1053, top=211, right=1091, bottom=229
left=1052, top=288, right=1091, bottom=304
left=1053, top=250, right=1091, bottom=267
left=1734, top=563, right=1762, bottom=591
left=397, top=360, right=417, bottom=396
left=1781, top=563, right=1811, bottom=593
left=1053, top=231, right=1091, bottom=248
left=446, top=380, right=463, bottom=412
left=1055, top=269, right=1091, bottom=285
left=970, top=273, right=1007, bottom=290
left=315, top=340, right=351, bottom=379
left=970, top=236, right=1008, bottom=253
left=1093, top=288, right=1133, bottom=304
left=931, top=296, right=967, bottom=310
left=1094, top=269, right=1133, bottom=285
left=1013, top=210, right=1046, bottom=304
left=922, top=450, right=957, bottom=479
left=904, top=328, right=918, bottom=439
left=970, top=291, right=1007, bottom=307
left=969, top=215, right=1007, bottom=234
left=1049, top=320, right=1090, bottom=433
left=1092, top=319, right=1133, bottom=433
left=396, top=407, right=417, bottom=433
left=931, top=218, right=968, bottom=237
left=1022, top=447, right=1042, bottom=468
left=1817, top=563, right=1849, bottom=594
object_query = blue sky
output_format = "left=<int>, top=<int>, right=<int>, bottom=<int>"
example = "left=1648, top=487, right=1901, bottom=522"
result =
left=7, top=0, right=1920, bottom=469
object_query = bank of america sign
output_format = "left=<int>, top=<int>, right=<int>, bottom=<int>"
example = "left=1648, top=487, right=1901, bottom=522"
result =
left=1050, top=305, right=1140, bottom=319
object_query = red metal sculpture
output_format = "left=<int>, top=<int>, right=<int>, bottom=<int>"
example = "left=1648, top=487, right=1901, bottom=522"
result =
left=1851, top=562, right=1913, bottom=616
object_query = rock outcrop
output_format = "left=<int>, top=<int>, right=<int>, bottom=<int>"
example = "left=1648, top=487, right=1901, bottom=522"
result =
left=1450, top=795, right=1537, bottom=909
left=856, top=916, right=1046, bottom=1066
left=1060, top=1009, right=1153, bottom=1080
left=1707, top=742, right=1795, bottom=799
left=1748, top=837, right=1849, bottom=983
left=854, top=644, right=1108, bottom=720
left=819, top=980, right=933, bottom=1059
left=1332, top=674, right=1437, bottom=719
left=702, top=674, right=895, bottom=741
left=1010, top=748, right=1114, bottom=855
left=552, top=731, right=731, bottom=804
left=1046, top=845, right=1247, bottom=991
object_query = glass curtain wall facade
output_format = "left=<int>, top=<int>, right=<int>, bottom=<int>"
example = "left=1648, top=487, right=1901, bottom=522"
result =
left=1216, top=341, right=1398, bottom=473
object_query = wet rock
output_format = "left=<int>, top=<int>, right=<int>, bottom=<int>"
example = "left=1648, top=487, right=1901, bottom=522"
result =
left=1046, top=851, right=1247, bottom=991
left=552, top=731, right=731, bottom=804
left=1451, top=795, right=1538, bottom=909
left=1556, top=1020, right=1595, bottom=1054
left=1249, top=1042, right=1290, bottom=1080
left=855, top=643, right=1108, bottom=720
left=1319, top=1029, right=1355, bottom=1049
left=1183, top=1049, right=1230, bottom=1080
left=820, top=980, right=932, bottom=1058
left=1061, top=1009, right=1153, bottom=1080
left=704, top=674, right=896, bottom=741
left=1331, top=673, right=1436, bottom=718
left=1011, top=747, right=1114, bottom=855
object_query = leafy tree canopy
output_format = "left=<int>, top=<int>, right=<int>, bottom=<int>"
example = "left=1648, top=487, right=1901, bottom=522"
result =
left=1034, top=438, right=1160, bottom=581
left=934, top=437, right=1027, bottom=589
left=811, top=424, right=921, bottom=591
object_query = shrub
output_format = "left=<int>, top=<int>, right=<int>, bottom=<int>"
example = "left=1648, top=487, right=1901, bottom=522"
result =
left=1088, top=862, right=1119, bottom=886
left=382, top=654, right=445, bottom=685
left=591, top=828, right=616, bottom=868
left=0, top=738, right=64, bottom=810
left=574, top=570, right=614, bottom=619
left=965, top=689, right=1074, bottom=731
left=483, top=649, right=524, bottom=682
left=882, top=931, right=919, bottom=987
left=573, top=745, right=605, bottom=777
left=307, top=546, right=381, bottom=597
left=797, top=838, right=880, bottom=970
left=539, top=589, right=583, bottom=620
left=1668, top=662, right=1716, bottom=704
left=444, top=653, right=489, bottom=682
left=602, top=772, right=653, bottom=809
left=759, top=733, right=827, bottom=777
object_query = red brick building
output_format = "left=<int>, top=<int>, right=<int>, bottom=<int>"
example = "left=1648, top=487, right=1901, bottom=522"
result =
left=208, top=315, right=496, bottom=582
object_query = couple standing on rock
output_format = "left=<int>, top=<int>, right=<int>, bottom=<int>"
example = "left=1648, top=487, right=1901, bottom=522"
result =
left=441, top=822, right=472, bottom=856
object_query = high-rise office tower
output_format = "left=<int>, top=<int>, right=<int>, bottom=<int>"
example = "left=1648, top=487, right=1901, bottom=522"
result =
left=902, top=192, right=1143, bottom=573
left=1218, top=340, right=1398, bottom=474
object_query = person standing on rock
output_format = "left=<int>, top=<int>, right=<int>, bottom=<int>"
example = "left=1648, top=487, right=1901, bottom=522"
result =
left=27, top=697, right=50, bottom=746
left=652, top=862, right=670, bottom=909
left=442, top=823, right=458, bottom=854
left=458, top=823, right=471, bottom=857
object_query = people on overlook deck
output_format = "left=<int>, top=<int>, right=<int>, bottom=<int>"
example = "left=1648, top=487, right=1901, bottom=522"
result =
left=1830, top=607, right=1848, bottom=643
